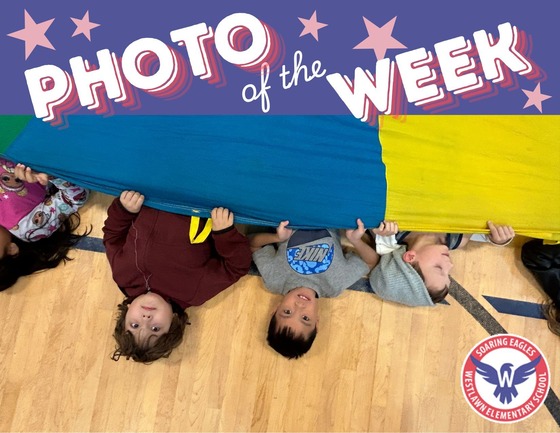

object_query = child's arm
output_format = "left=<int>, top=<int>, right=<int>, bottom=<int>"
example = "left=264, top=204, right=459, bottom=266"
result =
left=190, top=208, right=253, bottom=305
left=15, top=163, right=89, bottom=212
left=210, top=207, right=252, bottom=280
left=14, top=164, right=49, bottom=186
left=11, top=164, right=89, bottom=241
left=346, top=218, right=380, bottom=270
left=249, top=220, right=293, bottom=252
left=370, top=220, right=400, bottom=255
left=102, top=191, right=144, bottom=264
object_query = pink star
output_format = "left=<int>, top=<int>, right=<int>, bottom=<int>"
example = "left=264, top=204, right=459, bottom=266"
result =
left=71, top=11, right=100, bottom=41
left=522, top=83, right=551, bottom=113
left=354, top=16, right=407, bottom=60
left=7, top=10, right=55, bottom=60
left=298, top=11, right=328, bottom=41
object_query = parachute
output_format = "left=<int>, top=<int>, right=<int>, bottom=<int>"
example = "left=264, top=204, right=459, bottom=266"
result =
left=1, top=114, right=558, bottom=239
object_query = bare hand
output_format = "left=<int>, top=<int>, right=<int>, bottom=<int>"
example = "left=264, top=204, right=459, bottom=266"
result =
left=276, top=220, right=293, bottom=242
left=371, top=220, right=399, bottom=237
left=15, top=163, right=49, bottom=186
left=346, top=218, right=367, bottom=245
left=211, top=207, right=234, bottom=231
left=120, top=190, right=144, bottom=213
left=487, top=221, right=515, bottom=245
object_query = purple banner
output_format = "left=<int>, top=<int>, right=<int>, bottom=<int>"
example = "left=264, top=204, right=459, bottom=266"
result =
left=1, top=0, right=557, bottom=121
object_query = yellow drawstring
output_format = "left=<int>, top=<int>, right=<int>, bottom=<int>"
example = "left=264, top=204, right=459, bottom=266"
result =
left=189, top=216, right=212, bottom=244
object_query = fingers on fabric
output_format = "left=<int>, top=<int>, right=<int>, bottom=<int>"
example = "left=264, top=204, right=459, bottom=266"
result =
left=353, top=218, right=366, bottom=237
left=487, top=221, right=515, bottom=244
left=120, top=190, right=145, bottom=213
left=372, top=220, right=399, bottom=236
left=35, top=173, right=49, bottom=185
left=356, top=218, right=365, bottom=232
left=15, top=164, right=37, bottom=183
left=344, top=218, right=364, bottom=243
left=211, top=207, right=234, bottom=229
left=276, top=220, right=293, bottom=241
left=278, top=220, right=289, bottom=230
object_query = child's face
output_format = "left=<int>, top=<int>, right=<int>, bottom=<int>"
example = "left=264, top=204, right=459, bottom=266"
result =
left=274, top=287, right=319, bottom=338
left=125, top=292, right=173, bottom=347
left=408, top=244, right=453, bottom=291
left=0, top=226, right=18, bottom=259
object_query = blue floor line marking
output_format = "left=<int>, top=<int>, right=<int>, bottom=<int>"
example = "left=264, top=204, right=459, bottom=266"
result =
left=75, top=236, right=105, bottom=253
left=484, top=295, right=545, bottom=320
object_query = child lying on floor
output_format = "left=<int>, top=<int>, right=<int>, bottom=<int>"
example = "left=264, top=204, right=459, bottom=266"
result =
left=0, top=158, right=89, bottom=291
left=103, top=191, right=252, bottom=363
left=250, top=218, right=380, bottom=359
left=367, top=221, right=515, bottom=306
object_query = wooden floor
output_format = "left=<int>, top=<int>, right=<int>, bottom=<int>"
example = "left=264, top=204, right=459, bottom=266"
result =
left=0, top=191, right=558, bottom=432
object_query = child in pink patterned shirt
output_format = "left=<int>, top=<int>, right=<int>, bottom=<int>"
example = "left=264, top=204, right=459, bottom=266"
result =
left=0, top=158, right=90, bottom=290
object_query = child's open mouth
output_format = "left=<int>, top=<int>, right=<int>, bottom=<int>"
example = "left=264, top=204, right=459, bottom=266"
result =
left=298, top=294, right=310, bottom=301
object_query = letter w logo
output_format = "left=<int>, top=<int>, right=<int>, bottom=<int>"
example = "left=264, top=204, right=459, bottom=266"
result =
left=497, top=365, right=515, bottom=388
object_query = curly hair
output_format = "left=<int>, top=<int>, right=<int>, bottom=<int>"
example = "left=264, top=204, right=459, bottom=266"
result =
left=111, top=299, right=189, bottom=363
left=0, top=213, right=90, bottom=291
left=266, top=314, right=317, bottom=359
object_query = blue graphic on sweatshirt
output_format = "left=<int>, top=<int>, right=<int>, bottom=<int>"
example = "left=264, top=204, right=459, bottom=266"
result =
left=286, top=229, right=335, bottom=275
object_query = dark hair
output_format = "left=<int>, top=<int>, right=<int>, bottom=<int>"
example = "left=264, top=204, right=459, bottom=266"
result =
left=543, top=301, right=560, bottom=337
left=520, top=239, right=560, bottom=338
left=266, top=314, right=317, bottom=359
left=411, top=262, right=449, bottom=303
left=0, top=213, right=90, bottom=291
left=111, top=300, right=189, bottom=363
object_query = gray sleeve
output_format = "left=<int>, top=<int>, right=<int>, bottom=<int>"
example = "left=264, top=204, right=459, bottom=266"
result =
left=338, top=253, right=370, bottom=288
left=252, top=245, right=284, bottom=294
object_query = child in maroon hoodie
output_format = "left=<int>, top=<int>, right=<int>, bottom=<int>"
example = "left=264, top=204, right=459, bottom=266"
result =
left=103, top=191, right=252, bottom=363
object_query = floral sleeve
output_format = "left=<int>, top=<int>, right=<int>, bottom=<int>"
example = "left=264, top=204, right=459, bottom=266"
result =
left=9, top=178, right=89, bottom=242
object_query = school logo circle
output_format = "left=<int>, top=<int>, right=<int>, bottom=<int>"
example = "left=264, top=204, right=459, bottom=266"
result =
left=461, top=334, right=550, bottom=423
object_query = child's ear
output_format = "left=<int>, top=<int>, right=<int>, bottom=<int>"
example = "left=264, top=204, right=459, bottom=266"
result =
left=402, top=250, right=416, bottom=263
left=7, top=242, right=19, bottom=257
